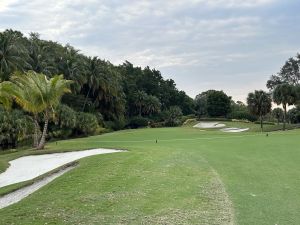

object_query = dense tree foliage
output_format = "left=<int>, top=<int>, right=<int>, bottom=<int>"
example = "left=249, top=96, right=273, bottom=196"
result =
left=273, top=83, right=297, bottom=130
left=267, top=54, right=300, bottom=90
left=247, top=90, right=272, bottom=131
left=0, top=29, right=197, bottom=149
left=288, top=107, right=300, bottom=124
left=194, top=90, right=231, bottom=117
left=272, top=108, right=284, bottom=124
left=0, top=107, right=33, bottom=149
left=229, top=100, right=257, bottom=122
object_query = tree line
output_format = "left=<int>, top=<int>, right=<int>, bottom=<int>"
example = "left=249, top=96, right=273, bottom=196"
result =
left=0, top=29, right=194, bottom=149
left=1, top=29, right=300, bottom=149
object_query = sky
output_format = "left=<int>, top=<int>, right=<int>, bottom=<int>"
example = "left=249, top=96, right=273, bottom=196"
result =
left=1, top=0, right=300, bottom=102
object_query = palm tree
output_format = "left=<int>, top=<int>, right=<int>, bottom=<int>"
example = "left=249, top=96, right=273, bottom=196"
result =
left=143, top=95, right=161, bottom=116
left=247, top=90, right=272, bottom=132
left=273, top=83, right=297, bottom=130
left=0, top=30, right=29, bottom=81
left=0, top=82, right=12, bottom=110
left=27, top=33, right=55, bottom=76
left=57, top=45, right=85, bottom=93
left=272, top=108, right=284, bottom=124
left=0, top=71, right=72, bottom=149
left=82, top=57, right=102, bottom=111
left=134, top=90, right=147, bottom=116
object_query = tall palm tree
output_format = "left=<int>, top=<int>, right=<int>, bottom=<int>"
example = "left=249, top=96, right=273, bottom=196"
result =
left=134, top=90, right=147, bottom=116
left=57, top=45, right=85, bottom=93
left=0, top=31, right=29, bottom=81
left=247, top=90, right=272, bottom=132
left=273, top=83, right=297, bottom=130
left=27, top=33, right=55, bottom=76
left=143, top=95, right=161, bottom=116
left=82, top=57, right=102, bottom=111
left=0, top=71, right=72, bottom=149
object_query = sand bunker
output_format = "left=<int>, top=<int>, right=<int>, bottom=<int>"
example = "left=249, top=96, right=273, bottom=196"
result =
left=193, top=122, right=226, bottom=129
left=0, top=148, right=122, bottom=188
left=221, top=128, right=249, bottom=133
left=0, top=166, right=75, bottom=209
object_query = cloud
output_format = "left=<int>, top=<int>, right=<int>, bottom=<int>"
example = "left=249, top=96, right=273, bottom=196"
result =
left=0, top=0, right=298, bottom=102
left=198, top=0, right=276, bottom=8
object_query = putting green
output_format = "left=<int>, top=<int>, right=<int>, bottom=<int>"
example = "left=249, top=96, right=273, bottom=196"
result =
left=0, top=123, right=299, bottom=224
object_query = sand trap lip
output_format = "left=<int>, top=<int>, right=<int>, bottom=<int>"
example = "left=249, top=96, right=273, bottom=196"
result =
left=193, top=122, right=226, bottom=129
left=221, top=127, right=249, bottom=133
left=0, top=165, right=75, bottom=209
left=0, top=148, right=123, bottom=188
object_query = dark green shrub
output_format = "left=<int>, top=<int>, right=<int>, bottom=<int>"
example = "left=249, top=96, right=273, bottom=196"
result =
left=163, top=106, right=183, bottom=127
left=254, top=121, right=276, bottom=125
left=95, top=112, right=104, bottom=126
left=228, top=111, right=257, bottom=122
left=0, top=108, right=33, bottom=149
left=48, top=104, right=77, bottom=139
left=127, top=116, right=149, bottom=128
left=56, top=104, right=77, bottom=129
left=104, top=118, right=126, bottom=131
left=75, top=112, right=99, bottom=135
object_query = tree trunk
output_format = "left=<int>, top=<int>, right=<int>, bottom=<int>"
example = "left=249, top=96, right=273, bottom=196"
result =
left=283, top=104, right=287, bottom=131
left=82, top=86, right=91, bottom=112
left=33, top=114, right=39, bottom=148
left=139, top=104, right=142, bottom=116
left=37, top=111, right=49, bottom=150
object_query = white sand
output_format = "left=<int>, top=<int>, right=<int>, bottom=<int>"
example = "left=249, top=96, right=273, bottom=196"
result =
left=0, top=148, right=122, bottom=188
left=0, top=166, right=75, bottom=209
left=193, top=122, right=226, bottom=129
left=221, top=128, right=249, bottom=133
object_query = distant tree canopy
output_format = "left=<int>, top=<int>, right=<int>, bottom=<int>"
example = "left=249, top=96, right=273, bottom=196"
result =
left=247, top=90, right=272, bottom=131
left=266, top=54, right=300, bottom=90
left=273, top=83, right=297, bottom=130
left=194, top=90, right=231, bottom=117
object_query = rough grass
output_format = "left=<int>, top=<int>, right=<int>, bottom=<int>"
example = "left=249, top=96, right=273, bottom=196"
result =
left=0, top=123, right=300, bottom=224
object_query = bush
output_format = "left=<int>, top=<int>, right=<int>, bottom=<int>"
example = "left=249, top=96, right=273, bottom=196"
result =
left=104, top=118, right=126, bottom=131
left=254, top=121, right=276, bottom=125
left=56, top=104, right=77, bottom=129
left=0, top=108, right=33, bottom=149
left=163, top=106, right=183, bottom=127
left=75, top=112, right=99, bottom=135
left=95, top=112, right=104, bottom=126
left=127, top=116, right=149, bottom=128
left=228, top=111, right=257, bottom=122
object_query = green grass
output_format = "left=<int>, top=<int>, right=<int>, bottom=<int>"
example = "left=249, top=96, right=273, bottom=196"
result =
left=0, top=122, right=300, bottom=224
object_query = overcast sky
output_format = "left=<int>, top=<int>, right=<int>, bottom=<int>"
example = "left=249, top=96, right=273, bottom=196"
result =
left=1, top=0, right=300, bottom=102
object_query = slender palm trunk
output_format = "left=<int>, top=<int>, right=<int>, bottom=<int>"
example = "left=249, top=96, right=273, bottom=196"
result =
left=37, top=111, right=49, bottom=150
left=283, top=104, right=287, bottom=131
left=33, top=114, right=39, bottom=148
left=82, top=86, right=91, bottom=112
left=139, top=104, right=142, bottom=116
